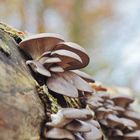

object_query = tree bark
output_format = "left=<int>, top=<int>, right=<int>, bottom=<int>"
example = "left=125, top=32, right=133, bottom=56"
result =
left=0, top=29, right=44, bottom=140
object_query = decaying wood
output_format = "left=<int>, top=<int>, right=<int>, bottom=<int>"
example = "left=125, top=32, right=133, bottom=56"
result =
left=0, top=29, right=44, bottom=140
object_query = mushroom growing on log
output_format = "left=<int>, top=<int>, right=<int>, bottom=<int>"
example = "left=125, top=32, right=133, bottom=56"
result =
left=19, top=33, right=94, bottom=100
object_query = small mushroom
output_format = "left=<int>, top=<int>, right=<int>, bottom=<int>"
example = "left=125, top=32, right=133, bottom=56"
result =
left=61, top=108, right=94, bottom=120
left=51, top=49, right=83, bottom=70
left=59, top=71, right=93, bottom=93
left=123, top=110, right=140, bottom=128
left=46, top=108, right=93, bottom=128
left=55, top=42, right=90, bottom=68
left=111, top=94, right=134, bottom=108
left=96, top=107, right=113, bottom=120
left=45, top=128, right=75, bottom=140
left=71, top=70, right=95, bottom=83
left=83, top=120, right=103, bottom=140
left=124, top=130, right=140, bottom=140
left=65, top=119, right=91, bottom=132
left=106, top=114, right=123, bottom=128
left=120, top=118, right=137, bottom=128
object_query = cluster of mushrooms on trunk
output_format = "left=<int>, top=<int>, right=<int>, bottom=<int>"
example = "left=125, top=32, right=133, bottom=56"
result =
left=19, top=33, right=140, bottom=140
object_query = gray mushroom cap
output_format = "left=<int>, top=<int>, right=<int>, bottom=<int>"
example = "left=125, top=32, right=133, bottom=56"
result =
left=65, top=119, right=91, bottom=132
left=124, top=130, right=140, bottom=140
left=45, top=128, right=75, bottom=140
left=55, top=42, right=90, bottom=68
left=83, top=120, right=103, bottom=140
left=19, top=33, right=64, bottom=59
left=111, top=94, right=134, bottom=108
left=71, top=70, right=95, bottom=83
left=46, top=108, right=94, bottom=128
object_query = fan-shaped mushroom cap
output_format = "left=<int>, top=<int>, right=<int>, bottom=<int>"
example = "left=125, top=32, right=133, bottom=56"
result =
left=65, top=119, right=91, bottom=132
left=46, top=108, right=94, bottom=128
left=111, top=94, right=134, bottom=108
left=61, top=108, right=94, bottom=120
left=51, top=49, right=83, bottom=70
left=55, top=42, right=89, bottom=68
left=106, top=114, right=123, bottom=128
left=71, top=70, right=95, bottom=83
left=45, top=128, right=75, bottom=140
left=87, top=98, right=103, bottom=110
left=47, top=74, right=79, bottom=97
left=124, top=130, right=140, bottom=140
left=123, top=111, right=140, bottom=128
left=19, top=33, right=64, bottom=59
left=96, top=107, right=113, bottom=120
left=59, top=71, right=93, bottom=93
left=120, top=118, right=137, bottom=128
left=83, top=121, right=103, bottom=140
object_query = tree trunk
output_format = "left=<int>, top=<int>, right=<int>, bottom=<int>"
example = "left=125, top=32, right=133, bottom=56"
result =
left=0, top=29, right=44, bottom=140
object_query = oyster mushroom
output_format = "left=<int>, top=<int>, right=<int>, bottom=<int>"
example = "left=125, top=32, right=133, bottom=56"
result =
left=55, top=42, right=90, bottom=68
left=83, top=120, right=103, bottom=140
left=45, top=128, right=75, bottom=140
left=71, top=70, right=95, bottom=83
left=20, top=33, right=94, bottom=99
left=124, top=130, right=140, bottom=140
left=19, top=33, right=65, bottom=59
left=123, top=110, right=140, bottom=128
left=46, top=74, right=79, bottom=98
left=46, top=108, right=94, bottom=128
left=111, top=94, right=134, bottom=108
left=65, top=119, right=91, bottom=132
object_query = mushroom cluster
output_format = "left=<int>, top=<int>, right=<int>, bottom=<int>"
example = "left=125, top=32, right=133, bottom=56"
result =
left=45, top=108, right=103, bottom=140
left=19, top=33, right=94, bottom=99
left=87, top=93, right=140, bottom=139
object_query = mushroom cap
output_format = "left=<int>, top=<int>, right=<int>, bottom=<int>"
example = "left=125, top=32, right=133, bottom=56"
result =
left=55, top=42, right=90, bottom=68
left=19, top=33, right=64, bottom=59
left=120, top=118, right=137, bottom=128
left=61, top=108, right=94, bottom=120
left=83, top=121, right=103, bottom=140
left=47, top=73, right=79, bottom=98
left=111, top=94, right=134, bottom=108
left=51, top=49, right=83, bottom=70
left=71, top=70, right=95, bottom=83
left=96, top=107, right=113, bottom=120
left=124, top=130, right=140, bottom=140
left=123, top=110, right=140, bottom=128
left=106, top=114, right=123, bottom=128
left=59, top=71, right=93, bottom=93
left=45, top=128, right=75, bottom=140
left=65, top=119, right=91, bottom=132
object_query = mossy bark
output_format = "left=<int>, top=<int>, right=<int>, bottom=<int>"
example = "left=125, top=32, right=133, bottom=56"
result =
left=0, top=29, right=44, bottom=140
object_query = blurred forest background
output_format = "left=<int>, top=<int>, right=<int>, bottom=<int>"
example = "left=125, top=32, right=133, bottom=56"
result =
left=0, top=0, right=140, bottom=102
